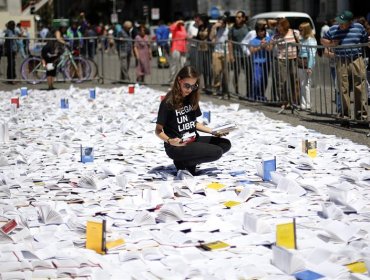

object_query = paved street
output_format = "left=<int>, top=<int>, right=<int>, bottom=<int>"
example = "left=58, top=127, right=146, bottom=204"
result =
left=2, top=79, right=369, bottom=147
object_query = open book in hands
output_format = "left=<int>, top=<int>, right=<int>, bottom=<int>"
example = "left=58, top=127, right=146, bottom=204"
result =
left=211, top=123, right=237, bottom=135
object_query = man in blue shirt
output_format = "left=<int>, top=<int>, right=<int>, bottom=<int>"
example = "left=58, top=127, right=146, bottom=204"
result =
left=321, top=10, right=368, bottom=121
left=155, top=20, right=170, bottom=56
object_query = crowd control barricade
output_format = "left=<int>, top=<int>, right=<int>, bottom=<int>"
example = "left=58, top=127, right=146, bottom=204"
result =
left=225, top=40, right=286, bottom=104
left=224, top=39, right=369, bottom=124
left=99, top=35, right=171, bottom=85
left=226, top=40, right=253, bottom=100
left=0, top=36, right=102, bottom=84
left=185, top=39, right=229, bottom=98
left=290, top=41, right=369, bottom=123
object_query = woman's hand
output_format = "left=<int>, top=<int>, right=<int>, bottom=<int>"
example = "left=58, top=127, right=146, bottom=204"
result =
left=168, top=137, right=186, bottom=146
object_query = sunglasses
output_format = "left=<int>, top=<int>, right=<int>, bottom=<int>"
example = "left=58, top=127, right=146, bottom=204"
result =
left=182, top=82, right=199, bottom=91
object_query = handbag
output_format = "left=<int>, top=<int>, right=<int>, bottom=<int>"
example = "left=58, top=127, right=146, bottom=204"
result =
left=297, top=57, right=308, bottom=69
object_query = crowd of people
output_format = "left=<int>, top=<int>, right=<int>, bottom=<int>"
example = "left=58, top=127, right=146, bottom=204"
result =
left=1, top=10, right=369, bottom=121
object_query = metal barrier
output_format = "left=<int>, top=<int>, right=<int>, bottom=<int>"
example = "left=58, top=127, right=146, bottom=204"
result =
left=0, top=36, right=102, bottom=84
left=0, top=35, right=368, bottom=123
left=98, top=35, right=172, bottom=85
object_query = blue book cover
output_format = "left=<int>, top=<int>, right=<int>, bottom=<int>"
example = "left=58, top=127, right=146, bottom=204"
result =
left=203, top=111, right=211, bottom=123
left=80, top=145, right=94, bottom=163
left=263, top=157, right=276, bottom=181
left=60, top=98, right=69, bottom=109
left=294, top=270, right=324, bottom=280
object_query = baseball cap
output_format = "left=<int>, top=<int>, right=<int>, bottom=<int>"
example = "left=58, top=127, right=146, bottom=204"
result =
left=335, top=10, right=353, bottom=24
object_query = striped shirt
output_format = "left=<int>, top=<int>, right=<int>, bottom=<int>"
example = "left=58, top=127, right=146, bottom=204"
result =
left=273, top=29, right=299, bottom=60
left=323, top=23, right=368, bottom=57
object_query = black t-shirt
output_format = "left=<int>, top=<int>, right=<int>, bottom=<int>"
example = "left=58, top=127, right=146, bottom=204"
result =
left=156, top=98, right=201, bottom=140
left=41, top=42, right=59, bottom=63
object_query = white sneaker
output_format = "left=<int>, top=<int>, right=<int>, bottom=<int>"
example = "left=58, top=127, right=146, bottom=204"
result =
left=176, top=169, right=194, bottom=180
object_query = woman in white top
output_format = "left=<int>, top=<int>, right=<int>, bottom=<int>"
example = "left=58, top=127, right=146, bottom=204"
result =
left=297, top=22, right=317, bottom=110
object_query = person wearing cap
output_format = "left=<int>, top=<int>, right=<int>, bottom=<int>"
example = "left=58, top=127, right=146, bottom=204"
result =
left=321, top=10, right=368, bottom=121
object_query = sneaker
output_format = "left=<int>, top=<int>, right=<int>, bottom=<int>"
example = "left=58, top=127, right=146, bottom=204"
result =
left=176, top=169, right=194, bottom=180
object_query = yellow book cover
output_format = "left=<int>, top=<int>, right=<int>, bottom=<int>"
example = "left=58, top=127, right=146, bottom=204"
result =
left=200, top=241, right=230, bottom=251
left=346, top=262, right=367, bottom=273
left=307, top=140, right=317, bottom=158
left=207, top=182, right=226, bottom=191
left=86, top=219, right=106, bottom=254
left=223, top=201, right=241, bottom=208
left=302, top=139, right=317, bottom=158
left=276, top=219, right=296, bottom=249
left=106, top=238, right=125, bottom=250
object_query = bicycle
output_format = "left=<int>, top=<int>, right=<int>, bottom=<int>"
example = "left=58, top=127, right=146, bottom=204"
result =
left=20, top=46, right=91, bottom=84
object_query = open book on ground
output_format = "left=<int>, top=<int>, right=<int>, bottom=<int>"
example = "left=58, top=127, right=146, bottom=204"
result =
left=211, top=123, right=237, bottom=135
left=271, top=245, right=305, bottom=275
left=38, top=205, right=63, bottom=225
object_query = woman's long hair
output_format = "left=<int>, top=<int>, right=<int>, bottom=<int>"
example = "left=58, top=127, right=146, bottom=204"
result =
left=165, top=66, right=200, bottom=110
left=299, top=22, right=314, bottom=39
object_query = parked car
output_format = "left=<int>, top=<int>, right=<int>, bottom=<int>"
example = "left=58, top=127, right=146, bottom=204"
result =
left=249, top=11, right=316, bottom=34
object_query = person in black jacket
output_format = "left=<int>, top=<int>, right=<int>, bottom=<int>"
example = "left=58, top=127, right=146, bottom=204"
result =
left=4, top=20, right=17, bottom=83
left=41, top=40, right=59, bottom=90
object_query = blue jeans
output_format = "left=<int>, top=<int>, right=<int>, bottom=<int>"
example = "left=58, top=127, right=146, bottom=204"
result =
left=330, top=66, right=341, bottom=113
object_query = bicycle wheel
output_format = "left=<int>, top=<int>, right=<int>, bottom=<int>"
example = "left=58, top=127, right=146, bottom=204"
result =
left=87, top=58, right=99, bottom=80
left=20, top=57, right=46, bottom=84
left=64, top=57, right=91, bottom=83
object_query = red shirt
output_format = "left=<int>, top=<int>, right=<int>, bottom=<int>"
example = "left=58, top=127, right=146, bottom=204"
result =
left=170, top=22, right=187, bottom=53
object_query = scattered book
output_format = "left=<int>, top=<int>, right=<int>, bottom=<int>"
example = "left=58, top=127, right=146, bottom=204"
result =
left=243, top=213, right=271, bottom=234
left=202, top=111, right=211, bottom=124
left=271, top=245, right=305, bottom=275
left=89, top=88, right=96, bottom=99
left=80, top=145, right=94, bottom=163
left=181, top=132, right=196, bottom=144
left=11, top=97, right=20, bottom=108
left=60, top=98, right=69, bottom=109
left=302, top=139, right=317, bottom=158
left=1, top=219, right=17, bottom=234
left=256, top=157, right=276, bottom=181
left=211, top=123, right=237, bottom=135
left=0, top=122, right=9, bottom=143
left=276, top=218, right=297, bottom=249
left=105, top=238, right=125, bottom=252
left=223, top=200, right=241, bottom=208
left=38, top=205, right=63, bottom=225
left=200, top=240, right=230, bottom=251
left=207, top=182, right=226, bottom=191
left=78, top=175, right=97, bottom=189
left=294, top=269, right=325, bottom=280
left=346, top=261, right=367, bottom=273
left=157, top=202, right=184, bottom=222
left=86, top=219, right=106, bottom=254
